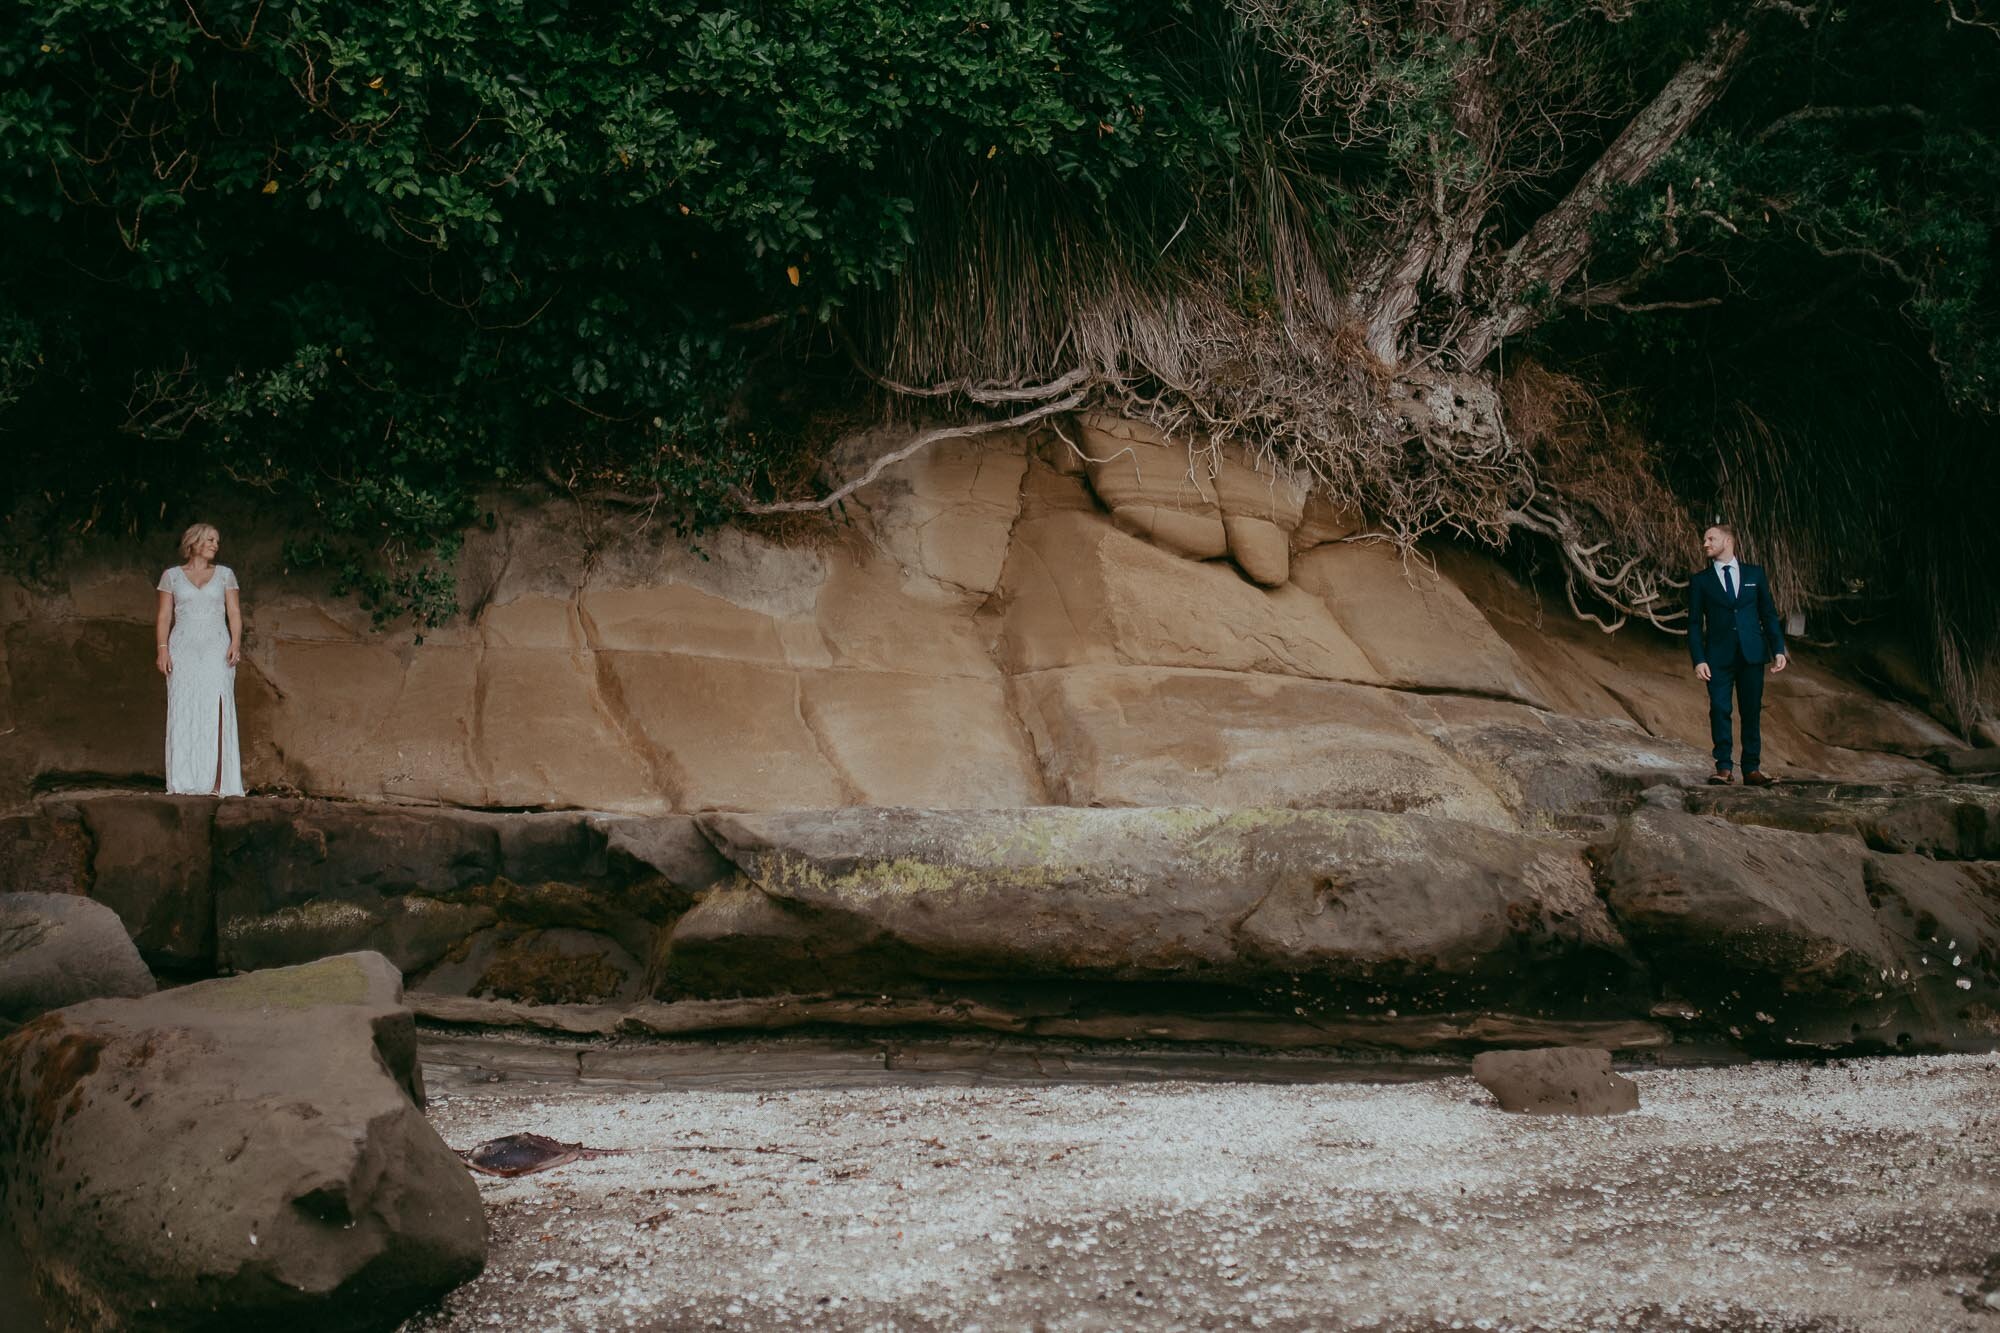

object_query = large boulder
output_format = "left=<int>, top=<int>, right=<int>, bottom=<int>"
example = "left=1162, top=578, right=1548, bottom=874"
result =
left=0, top=892, right=154, bottom=1024
left=0, top=952, right=485, bottom=1330
left=1472, top=1047, right=1640, bottom=1116
left=669, top=807, right=1642, bottom=1018
left=1602, top=804, right=2000, bottom=1049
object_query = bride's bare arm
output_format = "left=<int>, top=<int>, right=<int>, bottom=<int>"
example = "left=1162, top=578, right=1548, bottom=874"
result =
left=224, top=587, right=242, bottom=667
left=155, top=589, right=173, bottom=675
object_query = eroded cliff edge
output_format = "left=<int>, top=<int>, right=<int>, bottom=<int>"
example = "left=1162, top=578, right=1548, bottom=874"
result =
left=0, top=419, right=1971, bottom=812
left=4, top=422, right=1995, bottom=1055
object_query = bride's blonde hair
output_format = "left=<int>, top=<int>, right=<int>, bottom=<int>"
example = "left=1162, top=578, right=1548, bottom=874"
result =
left=178, top=523, right=220, bottom=562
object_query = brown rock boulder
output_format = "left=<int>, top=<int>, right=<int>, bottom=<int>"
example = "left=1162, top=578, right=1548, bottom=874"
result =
left=1860, top=852, right=2000, bottom=1043
left=0, top=953, right=485, bottom=1330
left=1685, top=782, right=2000, bottom=861
left=1602, top=804, right=2000, bottom=1048
left=668, top=807, right=1640, bottom=1018
left=465, top=926, right=646, bottom=1005
left=1472, top=1047, right=1640, bottom=1115
left=0, top=892, right=154, bottom=1025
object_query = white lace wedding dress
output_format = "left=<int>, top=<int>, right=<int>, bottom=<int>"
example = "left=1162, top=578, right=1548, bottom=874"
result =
left=158, top=564, right=244, bottom=796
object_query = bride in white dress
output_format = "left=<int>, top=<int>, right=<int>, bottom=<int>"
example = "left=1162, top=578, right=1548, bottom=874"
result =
left=154, top=523, right=245, bottom=796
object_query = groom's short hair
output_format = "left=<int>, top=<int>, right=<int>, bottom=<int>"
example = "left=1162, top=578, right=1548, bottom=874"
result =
left=1707, top=522, right=1740, bottom=545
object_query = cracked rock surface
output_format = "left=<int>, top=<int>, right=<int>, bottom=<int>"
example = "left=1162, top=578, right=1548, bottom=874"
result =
left=8, top=779, right=2000, bottom=1054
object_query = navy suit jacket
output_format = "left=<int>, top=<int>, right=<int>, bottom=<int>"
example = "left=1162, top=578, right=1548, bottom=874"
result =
left=1687, top=562, right=1786, bottom=667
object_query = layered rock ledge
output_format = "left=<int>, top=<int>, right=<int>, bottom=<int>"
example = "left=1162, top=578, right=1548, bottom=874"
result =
left=6, top=782, right=1996, bottom=1055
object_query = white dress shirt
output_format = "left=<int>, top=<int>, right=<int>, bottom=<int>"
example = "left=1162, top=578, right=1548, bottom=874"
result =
left=1713, top=558, right=1741, bottom=599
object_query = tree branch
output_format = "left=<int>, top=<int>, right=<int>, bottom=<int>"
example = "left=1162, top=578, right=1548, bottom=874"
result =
left=1506, top=498, right=1689, bottom=635
left=1944, top=0, right=2000, bottom=39
left=737, top=380, right=1093, bottom=515
left=1455, top=20, right=1752, bottom=365
left=1564, top=286, right=1724, bottom=313
left=1753, top=103, right=1926, bottom=145
left=856, top=363, right=1093, bottom=406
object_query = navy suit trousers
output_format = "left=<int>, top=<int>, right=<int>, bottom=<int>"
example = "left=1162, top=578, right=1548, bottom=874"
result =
left=1706, top=655, right=1766, bottom=772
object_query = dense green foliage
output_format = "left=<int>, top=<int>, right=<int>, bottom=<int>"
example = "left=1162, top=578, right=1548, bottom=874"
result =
left=0, top=0, right=1229, bottom=618
left=2, top=0, right=1996, bottom=693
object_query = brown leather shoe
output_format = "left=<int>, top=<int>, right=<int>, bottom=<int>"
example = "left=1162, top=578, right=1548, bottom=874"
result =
left=1706, top=768, right=1734, bottom=785
left=1743, top=770, right=1777, bottom=787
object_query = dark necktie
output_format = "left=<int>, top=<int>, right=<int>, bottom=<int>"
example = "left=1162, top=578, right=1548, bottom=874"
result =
left=1722, top=566, right=1735, bottom=599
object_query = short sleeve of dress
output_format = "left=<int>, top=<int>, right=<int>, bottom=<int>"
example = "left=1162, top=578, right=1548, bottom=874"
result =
left=220, top=566, right=239, bottom=592
left=157, top=569, right=175, bottom=593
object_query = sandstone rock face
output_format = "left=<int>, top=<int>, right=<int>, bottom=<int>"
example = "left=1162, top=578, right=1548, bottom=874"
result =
left=0, top=892, right=154, bottom=1024
left=1078, top=412, right=1228, bottom=560
left=997, top=511, right=1379, bottom=683
left=1212, top=444, right=1310, bottom=586
left=1075, top=414, right=1322, bottom=584
left=1292, top=494, right=1365, bottom=550
left=1, top=620, right=167, bottom=788
left=0, top=420, right=1963, bottom=814
left=1011, top=666, right=1520, bottom=827
left=1472, top=1047, right=1640, bottom=1116
left=1291, top=542, right=1548, bottom=706
left=0, top=952, right=485, bottom=1330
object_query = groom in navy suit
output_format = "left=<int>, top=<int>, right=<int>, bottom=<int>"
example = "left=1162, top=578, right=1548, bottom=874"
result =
left=1687, top=523, right=1789, bottom=785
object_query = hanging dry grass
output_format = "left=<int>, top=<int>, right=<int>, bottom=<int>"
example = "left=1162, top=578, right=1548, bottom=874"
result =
left=836, top=166, right=1539, bottom=562
left=1502, top=359, right=1693, bottom=574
